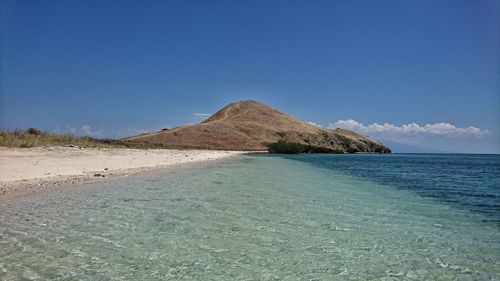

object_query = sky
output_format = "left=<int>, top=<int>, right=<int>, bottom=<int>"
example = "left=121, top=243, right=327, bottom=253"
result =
left=1, top=0, right=499, bottom=153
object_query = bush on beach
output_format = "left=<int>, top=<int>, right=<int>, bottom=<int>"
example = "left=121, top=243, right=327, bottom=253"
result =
left=267, top=140, right=344, bottom=154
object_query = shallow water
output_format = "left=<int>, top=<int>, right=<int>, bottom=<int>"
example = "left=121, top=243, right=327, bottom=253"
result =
left=280, top=153, right=500, bottom=224
left=0, top=154, right=499, bottom=280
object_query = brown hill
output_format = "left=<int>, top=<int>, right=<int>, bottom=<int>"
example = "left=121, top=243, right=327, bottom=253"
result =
left=122, top=100, right=391, bottom=153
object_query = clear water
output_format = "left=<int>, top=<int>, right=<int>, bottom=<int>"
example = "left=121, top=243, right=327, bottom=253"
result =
left=278, top=153, right=500, bottom=224
left=0, top=154, right=499, bottom=280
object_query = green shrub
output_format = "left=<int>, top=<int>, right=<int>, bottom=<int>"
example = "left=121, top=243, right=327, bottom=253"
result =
left=267, top=140, right=343, bottom=154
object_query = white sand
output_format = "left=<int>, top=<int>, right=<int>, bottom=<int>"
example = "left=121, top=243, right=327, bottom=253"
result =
left=0, top=146, right=245, bottom=195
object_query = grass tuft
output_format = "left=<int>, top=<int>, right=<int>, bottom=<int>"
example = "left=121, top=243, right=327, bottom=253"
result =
left=0, top=128, right=165, bottom=149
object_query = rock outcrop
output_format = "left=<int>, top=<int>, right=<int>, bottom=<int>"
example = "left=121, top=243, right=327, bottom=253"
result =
left=122, top=100, right=391, bottom=153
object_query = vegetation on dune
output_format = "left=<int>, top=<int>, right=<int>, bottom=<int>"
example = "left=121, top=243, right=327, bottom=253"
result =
left=267, top=140, right=344, bottom=154
left=0, top=128, right=165, bottom=149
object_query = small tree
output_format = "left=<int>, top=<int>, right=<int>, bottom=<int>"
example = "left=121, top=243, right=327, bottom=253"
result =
left=26, top=128, right=41, bottom=135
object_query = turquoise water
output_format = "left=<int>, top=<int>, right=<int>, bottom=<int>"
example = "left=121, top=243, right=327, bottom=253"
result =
left=0, top=154, right=499, bottom=280
left=279, top=153, right=500, bottom=224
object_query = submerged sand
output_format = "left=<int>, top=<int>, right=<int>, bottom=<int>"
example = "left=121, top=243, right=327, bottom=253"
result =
left=0, top=146, right=245, bottom=196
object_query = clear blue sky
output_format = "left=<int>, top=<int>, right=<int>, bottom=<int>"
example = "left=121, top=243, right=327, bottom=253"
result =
left=1, top=0, right=499, bottom=153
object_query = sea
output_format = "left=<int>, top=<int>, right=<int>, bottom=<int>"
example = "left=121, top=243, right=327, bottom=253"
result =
left=0, top=153, right=499, bottom=280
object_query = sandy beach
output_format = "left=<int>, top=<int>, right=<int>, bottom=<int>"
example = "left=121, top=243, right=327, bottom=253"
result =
left=0, top=146, right=245, bottom=196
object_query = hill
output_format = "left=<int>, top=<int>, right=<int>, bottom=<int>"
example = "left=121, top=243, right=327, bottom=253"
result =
left=122, top=100, right=391, bottom=153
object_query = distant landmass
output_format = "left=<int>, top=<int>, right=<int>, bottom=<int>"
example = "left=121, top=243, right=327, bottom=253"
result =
left=380, top=140, right=449, bottom=154
left=122, top=100, right=391, bottom=153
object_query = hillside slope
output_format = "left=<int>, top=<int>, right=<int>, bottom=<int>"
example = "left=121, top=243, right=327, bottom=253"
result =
left=122, top=100, right=391, bottom=153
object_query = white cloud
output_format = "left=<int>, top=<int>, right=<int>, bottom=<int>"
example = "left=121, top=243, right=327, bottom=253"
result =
left=80, top=125, right=104, bottom=138
left=307, top=121, right=322, bottom=127
left=53, top=125, right=76, bottom=135
left=328, top=119, right=490, bottom=138
left=81, top=125, right=92, bottom=135
left=192, top=113, right=212, bottom=118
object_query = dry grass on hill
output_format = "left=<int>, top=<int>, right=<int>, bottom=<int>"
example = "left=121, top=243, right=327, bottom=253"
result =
left=123, top=100, right=391, bottom=153
left=0, top=128, right=164, bottom=149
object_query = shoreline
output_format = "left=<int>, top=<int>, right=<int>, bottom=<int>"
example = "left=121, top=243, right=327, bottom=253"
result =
left=0, top=146, right=247, bottom=197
